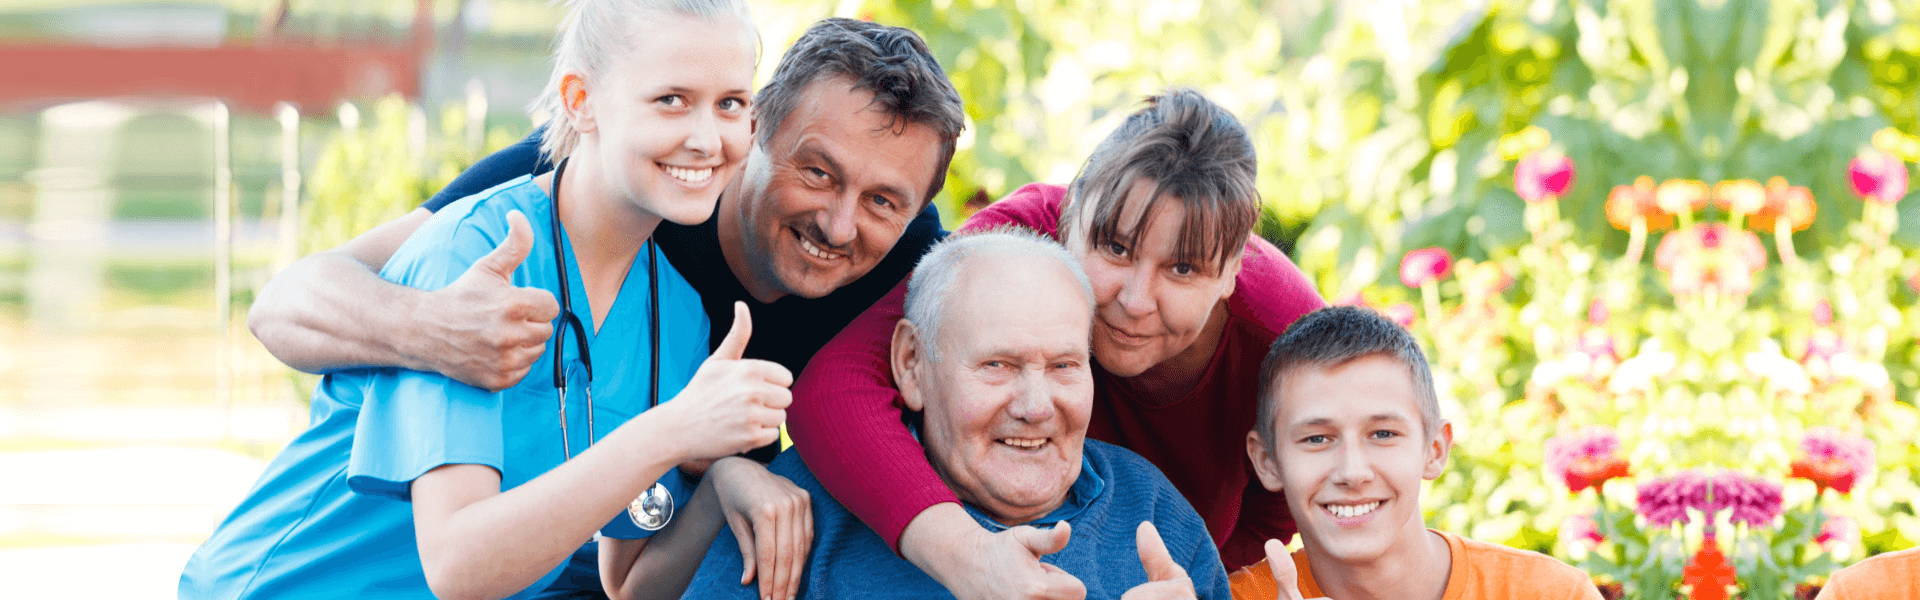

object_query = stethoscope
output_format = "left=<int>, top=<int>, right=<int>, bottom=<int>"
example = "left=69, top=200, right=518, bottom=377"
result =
left=548, top=157, right=675, bottom=531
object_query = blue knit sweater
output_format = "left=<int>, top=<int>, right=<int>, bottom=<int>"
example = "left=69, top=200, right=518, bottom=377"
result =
left=681, top=440, right=1230, bottom=599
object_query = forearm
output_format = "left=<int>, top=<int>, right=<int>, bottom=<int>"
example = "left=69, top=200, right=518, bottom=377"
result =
left=788, top=280, right=959, bottom=549
left=898, top=502, right=992, bottom=586
left=249, top=249, right=431, bottom=373
left=415, top=415, right=688, bottom=600
left=601, top=473, right=726, bottom=600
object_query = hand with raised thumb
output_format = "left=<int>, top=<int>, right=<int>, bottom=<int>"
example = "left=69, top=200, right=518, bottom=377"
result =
left=1264, top=539, right=1329, bottom=600
left=663, top=302, right=792, bottom=462
left=417, top=209, right=559, bottom=390
left=1120, top=521, right=1195, bottom=600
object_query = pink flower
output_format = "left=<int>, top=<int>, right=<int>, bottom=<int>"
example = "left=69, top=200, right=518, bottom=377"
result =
left=1711, top=471, right=1783, bottom=528
left=1654, top=223, right=1768, bottom=296
left=1816, top=512, right=1857, bottom=551
left=1546, top=427, right=1631, bottom=494
left=1636, top=471, right=1710, bottom=528
left=1849, top=154, right=1909, bottom=204
left=1791, top=428, right=1875, bottom=495
left=1563, top=514, right=1605, bottom=549
left=1516, top=153, right=1575, bottom=202
left=1400, top=247, right=1452, bottom=287
left=1383, top=302, right=1417, bottom=328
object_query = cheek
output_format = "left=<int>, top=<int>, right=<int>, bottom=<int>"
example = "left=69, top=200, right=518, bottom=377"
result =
left=1080, top=263, right=1125, bottom=306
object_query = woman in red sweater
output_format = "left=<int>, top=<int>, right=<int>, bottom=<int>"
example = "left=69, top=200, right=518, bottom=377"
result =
left=788, top=89, right=1326, bottom=597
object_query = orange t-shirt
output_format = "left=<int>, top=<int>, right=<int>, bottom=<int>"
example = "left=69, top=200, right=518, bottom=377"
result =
left=1228, top=529, right=1602, bottom=600
left=1816, top=547, right=1920, bottom=600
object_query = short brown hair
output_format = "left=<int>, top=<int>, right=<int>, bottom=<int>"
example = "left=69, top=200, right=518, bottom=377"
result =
left=1255, top=306, right=1443, bottom=451
left=1058, top=89, right=1260, bottom=273
left=752, top=18, right=966, bottom=206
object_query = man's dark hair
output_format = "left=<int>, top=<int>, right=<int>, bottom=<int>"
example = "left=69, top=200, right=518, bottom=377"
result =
left=1058, top=88, right=1259, bottom=274
left=1255, top=306, right=1442, bottom=451
left=754, top=17, right=966, bottom=207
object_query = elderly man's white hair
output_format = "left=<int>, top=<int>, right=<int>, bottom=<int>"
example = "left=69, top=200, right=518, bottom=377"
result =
left=531, top=0, right=758, bottom=162
left=902, top=227, right=1095, bottom=360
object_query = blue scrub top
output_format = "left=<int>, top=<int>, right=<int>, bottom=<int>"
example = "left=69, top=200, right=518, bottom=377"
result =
left=180, top=175, right=710, bottom=599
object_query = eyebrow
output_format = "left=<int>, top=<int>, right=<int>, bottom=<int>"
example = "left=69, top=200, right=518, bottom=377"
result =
left=1291, top=413, right=1411, bottom=429
left=661, top=85, right=752, bottom=97
left=797, top=141, right=916, bottom=208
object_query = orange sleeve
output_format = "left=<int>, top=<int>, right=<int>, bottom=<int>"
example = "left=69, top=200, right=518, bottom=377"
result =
left=1228, top=559, right=1278, bottom=600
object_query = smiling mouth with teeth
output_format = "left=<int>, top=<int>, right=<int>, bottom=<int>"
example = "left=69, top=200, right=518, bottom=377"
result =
left=794, top=229, right=846, bottom=261
left=662, top=164, right=714, bottom=183
left=999, top=438, right=1048, bottom=449
left=1323, top=501, right=1382, bottom=519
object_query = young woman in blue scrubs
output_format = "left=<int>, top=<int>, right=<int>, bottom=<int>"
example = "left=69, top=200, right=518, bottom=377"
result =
left=179, top=1, right=805, bottom=598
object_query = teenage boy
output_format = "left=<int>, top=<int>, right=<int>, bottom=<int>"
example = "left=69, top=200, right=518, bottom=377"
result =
left=1230, top=306, right=1603, bottom=600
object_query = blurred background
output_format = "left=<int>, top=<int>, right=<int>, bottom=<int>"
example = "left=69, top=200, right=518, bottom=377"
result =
left=0, top=0, right=1915, bottom=597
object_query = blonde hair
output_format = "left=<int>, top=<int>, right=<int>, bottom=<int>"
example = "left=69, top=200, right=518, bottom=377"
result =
left=531, top=0, right=757, bottom=162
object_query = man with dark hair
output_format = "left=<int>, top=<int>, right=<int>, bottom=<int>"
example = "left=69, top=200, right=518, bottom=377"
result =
left=1230, top=306, right=1601, bottom=600
left=242, top=15, right=964, bottom=598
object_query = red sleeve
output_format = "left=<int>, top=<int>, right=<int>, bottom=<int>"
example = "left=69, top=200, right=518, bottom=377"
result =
left=958, top=183, right=1067, bottom=236
left=787, top=279, right=959, bottom=552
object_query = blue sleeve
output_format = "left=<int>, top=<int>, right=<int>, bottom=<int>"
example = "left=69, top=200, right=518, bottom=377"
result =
left=346, top=205, right=512, bottom=499
left=598, top=467, right=699, bottom=540
left=422, top=127, right=552, bottom=212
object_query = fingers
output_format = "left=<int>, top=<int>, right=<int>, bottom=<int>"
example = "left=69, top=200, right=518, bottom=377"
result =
left=1265, top=539, right=1305, bottom=600
left=474, top=209, right=536, bottom=281
left=755, top=508, right=778, bottom=600
left=713, top=301, right=753, bottom=361
left=728, top=512, right=757, bottom=587
left=1012, top=521, right=1073, bottom=557
left=1134, top=521, right=1186, bottom=583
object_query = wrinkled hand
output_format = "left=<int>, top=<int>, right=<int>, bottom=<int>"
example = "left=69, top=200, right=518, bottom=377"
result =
left=418, top=209, right=559, bottom=390
left=709, top=457, right=812, bottom=600
left=662, top=302, right=792, bottom=461
left=1264, top=539, right=1329, bottom=600
left=1120, top=522, right=1194, bottom=600
left=947, top=521, right=1086, bottom=600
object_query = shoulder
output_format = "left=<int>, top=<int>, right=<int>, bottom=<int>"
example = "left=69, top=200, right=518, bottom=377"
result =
left=1822, top=547, right=1920, bottom=599
left=1086, top=441, right=1205, bottom=529
left=386, top=176, right=545, bottom=288
left=960, top=183, right=1067, bottom=236
left=423, top=128, right=548, bottom=211
left=1227, top=235, right=1325, bottom=339
left=1447, top=531, right=1597, bottom=598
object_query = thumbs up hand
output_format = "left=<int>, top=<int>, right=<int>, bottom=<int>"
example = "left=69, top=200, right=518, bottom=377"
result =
left=1264, top=539, right=1330, bottom=600
left=1120, top=522, right=1196, bottom=600
left=661, top=302, right=794, bottom=460
left=422, top=209, right=560, bottom=391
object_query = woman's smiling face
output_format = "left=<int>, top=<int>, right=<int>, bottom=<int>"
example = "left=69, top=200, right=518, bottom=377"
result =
left=1067, top=178, right=1243, bottom=378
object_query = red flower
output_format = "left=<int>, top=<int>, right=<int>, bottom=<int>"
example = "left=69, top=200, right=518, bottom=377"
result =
left=1790, top=428, right=1874, bottom=495
left=1683, top=538, right=1738, bottom=600
left=1400, top=247, right=1452, bottom=287
left=1751, top=177, right=1816, bottom=233
left=1516, top=153, right=1575, bottom=202
left=1606, top=176, right=1674, bottom=231
left=1849, top=154, right=1909, bottom=204
left=1545, top=427, right=1631, bottom=493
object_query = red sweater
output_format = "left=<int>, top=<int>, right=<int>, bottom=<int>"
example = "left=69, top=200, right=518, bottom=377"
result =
left=788, top=183, right=1327, bottom=570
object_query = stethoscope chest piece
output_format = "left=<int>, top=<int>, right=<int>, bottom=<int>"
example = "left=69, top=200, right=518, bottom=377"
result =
left=628, top=482, right=673, bottom=531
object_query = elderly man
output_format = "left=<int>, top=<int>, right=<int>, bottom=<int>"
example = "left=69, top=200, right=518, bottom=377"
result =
left=682, top=230, right=1232, bottom=600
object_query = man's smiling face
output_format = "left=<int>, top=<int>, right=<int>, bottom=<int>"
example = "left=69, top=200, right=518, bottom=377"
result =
left=1248, top=354, right=1451, bottom=566
left=729, top=76, right=945, bottom=301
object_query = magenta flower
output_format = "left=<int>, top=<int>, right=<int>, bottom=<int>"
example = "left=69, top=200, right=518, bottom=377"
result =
left=1816, top=512, right=1858, bottom=551
left=1545, top=427, right=1631, bottom=493
left=1516, top=153, right=1576, bottom=202
left=1563, top=514, right=1605, bottom=549
left=1849, top=154, right=1910, bottom=204
left=1636, top=471, right=1709, bottom=528
left=1400, top=247, right=1452, bottom=288
left=1711, top=471, right=1783, bottom=528
left=1791, top=428, right=1875, bottom=495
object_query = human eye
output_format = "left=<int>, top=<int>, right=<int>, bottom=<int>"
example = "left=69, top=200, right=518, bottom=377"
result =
left=805, top=166, right=831, bottom=183
left=718, top=96, right=748, bottom=112
left=656, top=94, right=688, bottom=108
left=1370, top=429, right=1400, bottom=441
left=1104, top=241, right=1129, bottom=258
left=869, top=194, right=895, bottom=209
left=1301, top=434, right=1331, bottom=446
left=1170, top=262, right=1197, bottom=277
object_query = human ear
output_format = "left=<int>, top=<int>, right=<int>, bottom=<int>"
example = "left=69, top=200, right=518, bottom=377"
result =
left=559, top=72, right=596, bottom=135
left=1217, top=248, right=1244, bottom=301
left=1422, top=421, right=1453, bottom=480
left=1246, top=430, right=1285, bottom=492
left=891, top=320, right=926, bottom=412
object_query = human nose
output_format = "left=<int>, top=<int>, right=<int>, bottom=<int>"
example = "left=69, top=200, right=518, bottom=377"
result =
left=1329, top=439, right=1375, bottom=487
left=1006, top=367, right=1056, bottom=423
left=816, top=191, right=859, bottom=248
left=1113, top=264, right=1156, bottom=318
left=684, top=108, right=719, bottom=157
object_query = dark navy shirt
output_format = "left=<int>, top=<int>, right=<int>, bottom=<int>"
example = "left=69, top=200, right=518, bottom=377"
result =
left=423, top=127, right=949, bottom=385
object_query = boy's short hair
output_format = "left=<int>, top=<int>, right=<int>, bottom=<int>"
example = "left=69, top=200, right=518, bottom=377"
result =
left=1255, top=306, right=1442, bottom=450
